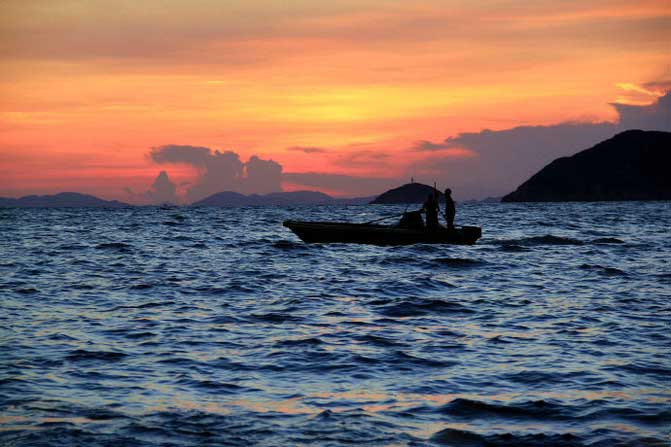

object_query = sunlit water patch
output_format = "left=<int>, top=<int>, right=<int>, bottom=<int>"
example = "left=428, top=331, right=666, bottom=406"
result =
left=1, top=202, right=670, bottom=446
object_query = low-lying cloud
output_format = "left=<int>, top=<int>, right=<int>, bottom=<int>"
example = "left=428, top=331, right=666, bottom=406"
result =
left=124, top=170, right=179, bottom=204
left=286, top=146, right=329, bottom=154
left=149, top=145, right=282, bottom=202
left=410, top=140, right=452, bottom=152
left=611, top=92, right=671, bottom=132
left=135, top=145, right=400, bottom=203
left=333, top=150, right=391, bottom=168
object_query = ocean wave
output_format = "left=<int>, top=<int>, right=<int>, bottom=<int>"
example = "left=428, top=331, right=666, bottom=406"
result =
left=71, top=283, right=96, bottom=290
left=592, top=237, right=625, bottom=244
left=15, top=287, right=39, bottom=294
left=498, top=234, right=585, bottom=246
left=66, top=350, right=127, bottom=362
left=123, top=331, right=157, bottom=339
left=171, top=235, right=193, bottom=241
left=391, top=351, right=457, bottom=368
left=579, top=264, right=628, bottom=276
left=47, top=333, right=79, bottom=341
left=249, top=312, right=304, bottom=323
left=275, top=337, right=324, bottom=347
left=95, top=242, right=133, bottom=251
left=431, top=427, right=581, bottom=447
left=109, top=301, right=168, bottom=311
left=56, top=243, right=89, bottom=250
left=372, top=297, right=473, bottom=317
left=175, top=377, right=258, bottom=393
left=206, top=315, right=247, bottom=324
left=437, top=398, right=572, bottom=420
left=617, top=361, right=671, bottom=378
left=501, top=370, right=578, bottom=386
left=272, top=239, right=312, bottom=250
left=377, top=255, right=423, bottom=266
left=499, top=243, right=530, bottom=252
left=354, top=334, right=403, bottom=347
left=433, top=257, right=487, bottom=267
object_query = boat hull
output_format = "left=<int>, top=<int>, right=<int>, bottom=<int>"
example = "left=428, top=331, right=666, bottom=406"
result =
left=283, top=220, right=481, bottom=245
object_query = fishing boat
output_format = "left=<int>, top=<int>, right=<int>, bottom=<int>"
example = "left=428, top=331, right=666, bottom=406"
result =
left=283, top=212, right=481, bottom=245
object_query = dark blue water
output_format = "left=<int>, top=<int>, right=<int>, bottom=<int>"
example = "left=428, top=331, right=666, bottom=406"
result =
left=1, top=203, right=670, bottom=446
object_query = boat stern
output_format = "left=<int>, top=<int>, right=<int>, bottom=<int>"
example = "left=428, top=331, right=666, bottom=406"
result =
left=460, top=225, right=482, bottom=244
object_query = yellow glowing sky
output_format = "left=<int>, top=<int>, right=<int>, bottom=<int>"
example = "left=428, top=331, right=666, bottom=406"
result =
left=1, top=0, right=670, bottom=199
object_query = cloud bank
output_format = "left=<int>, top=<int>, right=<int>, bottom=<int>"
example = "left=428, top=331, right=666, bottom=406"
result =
left=149, top=145, right=282, bottom=202
left=286, top=146, right=329, bottom=154
left=611, top=92, right=671, bottom=131
left=135, top=146, right=399, bottom=203
left=124, top=170, right=179, bottom=204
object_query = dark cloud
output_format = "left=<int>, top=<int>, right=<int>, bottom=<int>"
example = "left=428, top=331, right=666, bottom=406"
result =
left=125, top=170, right=179, bottom=204
left=286, top=146, right=329, bottom=154
left=283, top=172, right=399, bottom=197
left=149, top=145, right=215, bottom=168
left=148, top=171, right=179, bottom=204
left=150, top=145, right=281, bottom=202
left=244, top=155, right=282, bottom=194
left=412, top=91, right=671, bottom=199
left=612, top=92, right=671, bottom=132
left=333, top=150, right=390, bottom=168
left=410, top=140, right=453, bottom=151
left=643, top=80, right=671, bottom=94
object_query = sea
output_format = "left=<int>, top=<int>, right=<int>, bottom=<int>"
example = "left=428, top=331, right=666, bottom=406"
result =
left=1, top=202, right=669, bottom=447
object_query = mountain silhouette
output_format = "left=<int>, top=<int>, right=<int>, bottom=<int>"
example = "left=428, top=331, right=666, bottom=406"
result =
left=371, top=183, right=441, bottom=204
left=502, top=130, right=671, bottom=202
left=0, top=192, right=129, bottom=208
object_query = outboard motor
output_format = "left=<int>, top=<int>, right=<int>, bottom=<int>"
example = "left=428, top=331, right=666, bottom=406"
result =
left=399, top=211, right=424, bottom=230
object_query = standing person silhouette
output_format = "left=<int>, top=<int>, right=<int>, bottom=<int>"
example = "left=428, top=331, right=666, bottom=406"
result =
left=444, top=188, right=455, bottom=229
left=422, top=191, right=440, bottom=232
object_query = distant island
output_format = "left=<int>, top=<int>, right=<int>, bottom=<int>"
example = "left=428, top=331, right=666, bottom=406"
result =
left=0, top=192, right=129, bottom=208
left=0, top=185, right=456, bottom=208
left=370, top=183, right=442, bottom=204
left=0, top=190, right=375, bottom=208
left=502, top=130, right=671, bottom=202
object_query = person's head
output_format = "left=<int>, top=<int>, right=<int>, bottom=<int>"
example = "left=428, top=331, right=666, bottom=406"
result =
left=445, top=188, right=452, bottom=196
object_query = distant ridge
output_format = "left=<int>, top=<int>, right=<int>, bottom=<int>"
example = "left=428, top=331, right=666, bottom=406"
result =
left=0, top=190, right=377, bottom=207
left=502, top=130, right=671, bottom=202
left=192, top=190, right=375, bottom=206
left=0, top=192, right=129, bottom=208
left=371, top=183, right=441, bottom=204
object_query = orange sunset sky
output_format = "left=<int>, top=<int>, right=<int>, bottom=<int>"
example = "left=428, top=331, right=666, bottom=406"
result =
left=1, top=0, right=670, bottom=202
